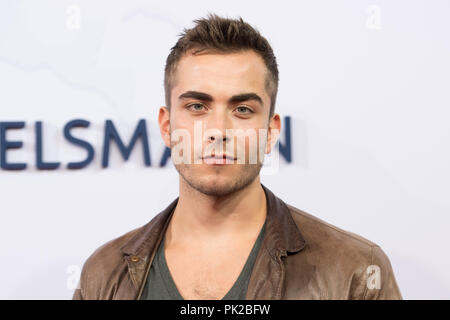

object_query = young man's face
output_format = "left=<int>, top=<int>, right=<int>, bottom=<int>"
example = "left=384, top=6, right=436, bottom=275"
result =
left=159, top=49, right=280, bottom=196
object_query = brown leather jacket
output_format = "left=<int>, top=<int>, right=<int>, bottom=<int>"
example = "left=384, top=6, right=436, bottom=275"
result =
left=72, top=184, right=402, bottom=300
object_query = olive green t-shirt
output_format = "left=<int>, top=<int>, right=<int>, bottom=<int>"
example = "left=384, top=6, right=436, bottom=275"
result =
left=140, top=219, right=267, bottom=300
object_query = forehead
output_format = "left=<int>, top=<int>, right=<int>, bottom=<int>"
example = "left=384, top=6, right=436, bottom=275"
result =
left=172, top=50, right=270, bottom=103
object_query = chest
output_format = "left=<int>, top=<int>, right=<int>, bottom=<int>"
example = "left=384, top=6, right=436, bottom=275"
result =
left=164, top=244, right=253, bottom=300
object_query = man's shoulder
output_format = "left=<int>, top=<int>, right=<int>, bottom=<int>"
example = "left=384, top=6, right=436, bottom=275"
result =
left=83, top=201, right=175, bottom=270
left=73, top=206, right=172, bottom=299
left=73, top=224, right=145, bottom=299
left=284, top=202, right=388, bottom=274
left=83, top=225, right=143, bottom=270
left=286, top=203, right=378, bottom=253
left=284, top=203, right=402, bottom=299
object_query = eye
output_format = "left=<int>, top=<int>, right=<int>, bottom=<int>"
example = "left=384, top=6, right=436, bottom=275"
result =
left=235, top=105, right=254, bottom=114
left=187, top=103, right=206, bottom=112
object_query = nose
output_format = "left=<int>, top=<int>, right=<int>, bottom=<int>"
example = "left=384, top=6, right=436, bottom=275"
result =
left=207, top=131, right=229, bottom=143
left=205, top=108, right=232, bottom=143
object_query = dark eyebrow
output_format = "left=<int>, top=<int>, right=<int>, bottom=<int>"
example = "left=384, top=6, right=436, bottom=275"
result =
left=179, top=91, right=213, bottom=102
left=229, top=93, right=263, bottom=106
left=178, top=91, right=263, bottom=106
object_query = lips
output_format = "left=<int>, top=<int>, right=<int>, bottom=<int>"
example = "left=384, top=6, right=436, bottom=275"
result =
left=202, top=153, right=237, bottom=165
left=202, top=154, right=236, bottom=160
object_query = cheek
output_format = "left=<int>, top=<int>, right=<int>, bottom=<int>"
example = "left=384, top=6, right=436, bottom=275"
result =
left=170, top=114, right=196, bottom=141
left=228, top=129, right=266, bottom=162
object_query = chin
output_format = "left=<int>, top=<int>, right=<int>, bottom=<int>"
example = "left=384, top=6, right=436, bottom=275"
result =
left=174, top=162, right=263, bottom=197
left=189, top=176, right=239, bottom=197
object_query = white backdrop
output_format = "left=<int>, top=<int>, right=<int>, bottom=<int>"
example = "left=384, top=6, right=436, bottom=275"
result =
left=1, top=0, right=449, bottom=299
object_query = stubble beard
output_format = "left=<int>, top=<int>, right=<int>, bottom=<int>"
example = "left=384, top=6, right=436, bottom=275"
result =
left=171, top=144, right=264, bottom=197
left=174, top=162, right=263, bottom=197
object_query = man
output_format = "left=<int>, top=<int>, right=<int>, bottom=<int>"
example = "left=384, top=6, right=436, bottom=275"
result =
left=72, top=14, right=402, bottom=300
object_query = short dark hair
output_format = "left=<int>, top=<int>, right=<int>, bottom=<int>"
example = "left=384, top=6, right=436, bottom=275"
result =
left=164, top=13, right=279, bottom=119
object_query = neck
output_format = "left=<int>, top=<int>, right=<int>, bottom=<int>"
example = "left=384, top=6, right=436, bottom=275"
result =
left=166, top=176, right=267, bottom=246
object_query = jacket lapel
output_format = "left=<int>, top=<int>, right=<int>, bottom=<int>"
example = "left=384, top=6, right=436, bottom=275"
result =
left=245, top=184, right=307, bottom=299
left=120, top=197, right=179, bottom=299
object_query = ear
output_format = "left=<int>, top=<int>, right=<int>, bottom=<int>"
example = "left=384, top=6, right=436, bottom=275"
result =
left=158, top=106, right=171, bottom=148
left=265, top=113, right=281, bottom=154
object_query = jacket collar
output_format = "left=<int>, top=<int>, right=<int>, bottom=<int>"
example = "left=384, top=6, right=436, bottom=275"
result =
left=121, top=183, right=306, bottom=258
left=120, top=183, right=307, bottom=299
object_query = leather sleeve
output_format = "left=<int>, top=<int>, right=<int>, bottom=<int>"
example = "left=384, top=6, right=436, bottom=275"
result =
left=72, top=256, right=90, bottom=300
left=362, top=245, right=403, bottom=300
left=72, top=287, right=83, bottom=300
